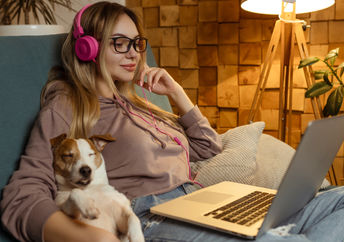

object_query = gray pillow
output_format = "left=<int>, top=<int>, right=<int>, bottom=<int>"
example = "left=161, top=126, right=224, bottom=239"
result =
left=191, top=122, right=265, bottom=187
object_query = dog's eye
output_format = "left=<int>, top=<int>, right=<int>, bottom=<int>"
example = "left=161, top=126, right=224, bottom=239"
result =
left=89, top=153, right=96, bottom=157
left=62, top=154, right=73, bottom=159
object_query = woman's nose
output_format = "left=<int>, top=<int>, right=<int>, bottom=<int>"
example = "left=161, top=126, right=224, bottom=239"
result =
left=126, top=44, right=138, bottom=58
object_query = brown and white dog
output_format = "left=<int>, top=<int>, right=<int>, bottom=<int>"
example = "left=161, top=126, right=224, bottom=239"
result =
left=50, top=134, right=144, bottom=242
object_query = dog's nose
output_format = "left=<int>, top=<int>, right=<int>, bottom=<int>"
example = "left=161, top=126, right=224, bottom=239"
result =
left=79, top=166, right=91, bottom=178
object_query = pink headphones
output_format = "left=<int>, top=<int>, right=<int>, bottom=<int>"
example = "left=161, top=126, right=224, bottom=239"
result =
left=73, top=4, right=98, bottom=62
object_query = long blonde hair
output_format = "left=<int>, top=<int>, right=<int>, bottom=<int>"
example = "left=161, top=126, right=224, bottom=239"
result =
left=41, top=1, right=179, bottom=138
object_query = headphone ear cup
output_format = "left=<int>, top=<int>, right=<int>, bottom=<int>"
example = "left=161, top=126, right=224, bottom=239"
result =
left=75, top=35, right=99, bottom=61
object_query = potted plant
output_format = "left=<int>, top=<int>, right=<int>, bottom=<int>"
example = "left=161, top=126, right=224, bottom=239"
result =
left=298, top=48, right=344, bottom=117
left=0, top=0, right=74, bottom=35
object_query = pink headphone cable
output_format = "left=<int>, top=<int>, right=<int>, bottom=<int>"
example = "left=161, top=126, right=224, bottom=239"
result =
left=114, top=87, right=204, bottom=188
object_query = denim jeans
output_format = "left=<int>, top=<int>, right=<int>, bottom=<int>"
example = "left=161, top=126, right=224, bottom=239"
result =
left=131, top=184, right=344, bottom=242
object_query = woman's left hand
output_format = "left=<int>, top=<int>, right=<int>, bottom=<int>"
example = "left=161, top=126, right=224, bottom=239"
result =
left=137, top=63, right=180, bottom=97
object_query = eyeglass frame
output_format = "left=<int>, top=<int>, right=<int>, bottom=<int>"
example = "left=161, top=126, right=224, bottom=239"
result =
left=110, top=36, right=148, bottom=54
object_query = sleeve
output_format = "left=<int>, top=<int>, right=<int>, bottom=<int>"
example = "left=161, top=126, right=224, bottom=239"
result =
left=0, top=107, right=70, bottom=242
left=178, top=105, right=223, bottom=162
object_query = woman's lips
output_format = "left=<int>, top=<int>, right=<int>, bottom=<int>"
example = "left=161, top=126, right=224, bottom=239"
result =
left=121, top=64, right=136, bottom=72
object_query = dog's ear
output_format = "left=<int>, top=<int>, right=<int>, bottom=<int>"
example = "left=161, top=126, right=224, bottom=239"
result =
left=89, top=134, right=116, bottom=152
left=50, top=133, right=67, bottom=149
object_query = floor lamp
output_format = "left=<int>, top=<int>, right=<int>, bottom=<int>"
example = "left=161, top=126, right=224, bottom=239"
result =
left=241, top=0, right=337, bottom=184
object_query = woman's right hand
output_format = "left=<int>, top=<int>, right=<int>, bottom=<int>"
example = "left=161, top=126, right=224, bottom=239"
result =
left=137, top=63, right=194, bottom=115
left=43, top=211, right=120, bottom=242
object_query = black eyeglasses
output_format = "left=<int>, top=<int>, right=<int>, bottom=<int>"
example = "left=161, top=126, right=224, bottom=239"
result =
left=110, top=36, right=148, bottom=53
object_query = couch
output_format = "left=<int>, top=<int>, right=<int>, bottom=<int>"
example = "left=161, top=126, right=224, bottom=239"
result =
left=0, top=34, right=328, bottom=241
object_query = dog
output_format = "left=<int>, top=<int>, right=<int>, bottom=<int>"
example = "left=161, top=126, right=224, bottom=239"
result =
left=50, top=134, right=144, bottom=242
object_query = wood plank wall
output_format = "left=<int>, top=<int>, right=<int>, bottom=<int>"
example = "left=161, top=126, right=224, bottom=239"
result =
left=126, top=0, right=344, bottom=185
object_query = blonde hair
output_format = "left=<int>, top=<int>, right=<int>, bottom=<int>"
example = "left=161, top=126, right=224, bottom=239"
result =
left=41, top=1, right=179, bottom=138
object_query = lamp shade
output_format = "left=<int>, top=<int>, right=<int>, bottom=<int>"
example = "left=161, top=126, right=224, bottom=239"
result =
left=241, top=0, right=335, bottom=15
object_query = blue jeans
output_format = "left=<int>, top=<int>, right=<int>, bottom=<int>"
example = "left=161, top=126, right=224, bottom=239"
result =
left=131, top=184, right=344, bottom=242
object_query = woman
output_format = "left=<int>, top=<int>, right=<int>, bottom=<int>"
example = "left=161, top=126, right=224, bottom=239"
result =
left=1, top=2, right=221, bottom=241
left=1, top=2, right=344, bottom=242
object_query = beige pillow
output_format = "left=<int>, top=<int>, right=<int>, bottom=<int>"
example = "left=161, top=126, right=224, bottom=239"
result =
left=191, top=122, right=265, bottom=187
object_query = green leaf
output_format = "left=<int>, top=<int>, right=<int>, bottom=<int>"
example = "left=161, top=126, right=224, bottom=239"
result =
left=298, top=57, right=320, bottom=69
left=338, top=62, right=344, bottom=77
left=325, top=48, right=339, bottom=60
left=305, top=81, right=333, bottom=98
left=323, top=86, right=344, bottom=117
left=313, top=70, right=327, bottom=80
left=325, top=48, right=339, bottom=66
left=323, top=71, right=331, bottom=85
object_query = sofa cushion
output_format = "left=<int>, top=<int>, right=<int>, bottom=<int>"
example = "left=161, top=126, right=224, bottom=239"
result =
left=0, top=33, right=68, bottom=242
left=191, top=121, right=265, bottom=186
left=0, top=34, right=67, bottom=192
left=254, top=134, right=330, bottom=189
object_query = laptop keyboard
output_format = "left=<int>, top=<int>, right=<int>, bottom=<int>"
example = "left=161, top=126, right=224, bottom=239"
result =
left=204, top=191, right=275, bottom=226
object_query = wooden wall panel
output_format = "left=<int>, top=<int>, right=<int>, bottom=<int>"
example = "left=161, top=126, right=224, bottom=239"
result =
left=219, top=23, right=239, bottom=44
left=197, top=46, right=218, bottom=66
left=239, top=43, right=261, bottom=65
left=217, top=65, right=239, bottom=108
left=160, top=5, right=180, bottom=26
left=179, top=6, right=198, bottom=25
left=179, top=26, right=197, bottom=48
left=199, top=1, right=217, bottom=22
left=179, top=48, right=198, bottom=68
left=143, top=7, right=159, bottom=27
left=160, top=47, right=179, bottom=66
left=135, top=0, right=344, bottom=185
left=218, top=45, right=239, bottom=65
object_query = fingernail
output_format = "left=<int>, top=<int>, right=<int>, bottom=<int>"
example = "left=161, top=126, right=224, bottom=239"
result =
left=149, top=87, right=152, bottom=92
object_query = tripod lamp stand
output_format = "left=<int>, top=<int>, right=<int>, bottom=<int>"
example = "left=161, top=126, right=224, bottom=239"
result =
left=241, top=0, right=337, bottom=183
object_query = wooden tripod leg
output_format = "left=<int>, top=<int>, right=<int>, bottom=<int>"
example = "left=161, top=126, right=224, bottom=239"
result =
left=295, top=23, right=323, bottom=119
left=278, top=20, right=295, bottom=143
left=279, top=21, right=286, bottom=140
left=286, top=23, right=297, bottom=144
left=248, top=21, right=282, bottom=123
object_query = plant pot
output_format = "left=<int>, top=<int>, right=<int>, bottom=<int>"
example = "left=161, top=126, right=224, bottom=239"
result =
left=0, top=25, right=67, bottom=36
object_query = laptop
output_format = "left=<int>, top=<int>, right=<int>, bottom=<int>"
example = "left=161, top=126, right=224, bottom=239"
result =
left=151, top=115, right=344, bottom=239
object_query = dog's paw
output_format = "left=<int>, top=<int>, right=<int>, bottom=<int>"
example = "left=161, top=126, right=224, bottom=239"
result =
left=80, top=199, right=100, bottom=219
left=70, top=190, right=100, bottom=219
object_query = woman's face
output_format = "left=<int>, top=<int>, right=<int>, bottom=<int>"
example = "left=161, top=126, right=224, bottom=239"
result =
left=104, top=14, right=141, bottom=83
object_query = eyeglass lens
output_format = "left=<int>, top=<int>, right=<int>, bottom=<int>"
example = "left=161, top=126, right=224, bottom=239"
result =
left=113, top=37, right=147, bottom=53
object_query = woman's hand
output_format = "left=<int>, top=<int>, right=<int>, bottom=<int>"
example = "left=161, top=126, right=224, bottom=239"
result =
left=137, top=63, right=179, bottom=96
left=137, top=63, right=194, bottom=115
left=43, top=211, right=120, bottom=242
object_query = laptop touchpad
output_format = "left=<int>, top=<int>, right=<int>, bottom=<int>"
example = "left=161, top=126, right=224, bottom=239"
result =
left=184, top=191, right=232, bottom=204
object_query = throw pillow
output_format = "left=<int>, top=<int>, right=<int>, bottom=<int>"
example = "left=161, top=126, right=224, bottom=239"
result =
left=191, top=121, right=265, bottom=187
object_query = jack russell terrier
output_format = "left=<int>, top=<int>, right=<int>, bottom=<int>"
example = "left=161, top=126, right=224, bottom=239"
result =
left=50, top=134, right=144, bottom=242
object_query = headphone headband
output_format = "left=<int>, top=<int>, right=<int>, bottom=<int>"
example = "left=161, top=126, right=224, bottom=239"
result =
left=73, top=4, right=92, bottom=39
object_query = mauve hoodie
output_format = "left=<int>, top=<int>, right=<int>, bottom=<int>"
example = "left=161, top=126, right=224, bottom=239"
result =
left=0, top=82, right=222, bottom=241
